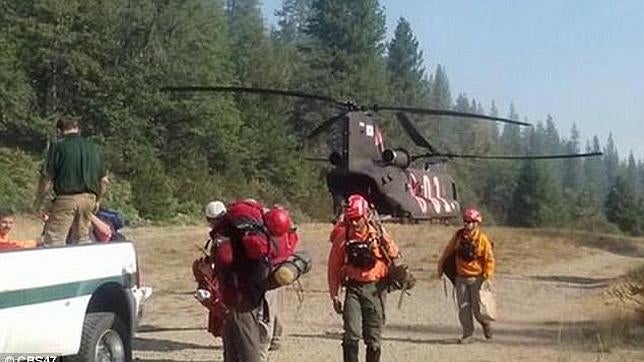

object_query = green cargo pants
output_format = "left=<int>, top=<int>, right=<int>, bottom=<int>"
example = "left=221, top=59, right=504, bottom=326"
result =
left=342, top=280, right=386, bottom=347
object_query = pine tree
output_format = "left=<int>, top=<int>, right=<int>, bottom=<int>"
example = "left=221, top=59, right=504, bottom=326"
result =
left=543, top=115, right=561, bottom=154
left=582, top=136, right=606, bottom=195
left=304, top=0, right=389, bottom=150
left=510, top=160, right=563, bottom=227
left=0, top=32, right=42, bottom=149
left=275, top=0, right=314, bottom=43
left=603, top=133, right=620, bottom=191
left=451, top=93, right=471, bottom=151
left=561, top=124, right=582, bottom=191
left=387, top=17, right=426, bottom=105
left=225, top=0, right=304, bottom=188
left=626, top=152, right=639, bottom=195
left=305, top=0, right=387, bottom=99
left=605, top=175, right=641, bottom=235
left=500, top=103, right=521, bottom=154
left=563, top=186, right=605, bottom=231
left=429, top=64, right=451, bottom=109
left=488, top=100, right=500, bottom=143
left=421, top=64, right=452, bottom=150
left=638, top=159, right=644, bottom=199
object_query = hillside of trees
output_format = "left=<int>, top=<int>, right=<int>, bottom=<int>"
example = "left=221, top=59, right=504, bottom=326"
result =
left=1, top=0, right=643, bottom=235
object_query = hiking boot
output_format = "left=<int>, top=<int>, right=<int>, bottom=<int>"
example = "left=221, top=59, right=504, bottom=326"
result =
left=342, top=341, right=359, bottom=362
left=458, top=335, right=474, bottom=344
left=482, top=323, right=493, bottom=340
left=366, top=345, right=381, bottom=362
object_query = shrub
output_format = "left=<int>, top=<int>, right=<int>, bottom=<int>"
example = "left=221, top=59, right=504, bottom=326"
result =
left=0, top=148, right=39, bottom=211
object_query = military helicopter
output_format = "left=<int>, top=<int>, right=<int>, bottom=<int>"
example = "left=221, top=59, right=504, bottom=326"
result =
left=161, top=86, right=602, bottom=222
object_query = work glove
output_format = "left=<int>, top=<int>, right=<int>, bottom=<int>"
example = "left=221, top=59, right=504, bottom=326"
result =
left=482, top=279, right=493, bottom=289
left=388, top=264, right=416, bottom=291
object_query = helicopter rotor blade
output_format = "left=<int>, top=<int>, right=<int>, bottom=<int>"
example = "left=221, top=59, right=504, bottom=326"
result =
left=307, top=112, right=349, bottom=140
left=413, top=151, right=603, bottom=161
left=394, top=113, right=436, bottom=153
left=160, top=86, right=346, bottom=107
left=377, top=106, right=531, bottom=127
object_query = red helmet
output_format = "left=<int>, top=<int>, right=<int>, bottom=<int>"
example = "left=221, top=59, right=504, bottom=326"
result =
left=264, top=207, right=292, bottom=237
left=463, top=208, right=483, bottom=223
left=345, top=194, right=369, bottom=220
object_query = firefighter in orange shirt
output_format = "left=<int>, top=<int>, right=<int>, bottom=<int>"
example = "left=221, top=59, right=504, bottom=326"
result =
left=328, top=194, right=400, bottom=362
left=437, top=207, right=495, bottom=344
left=0, top=209, right=20, bottom=250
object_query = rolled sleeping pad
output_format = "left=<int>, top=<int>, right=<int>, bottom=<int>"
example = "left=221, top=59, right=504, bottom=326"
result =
left=269, top=251, right=312, bottom=289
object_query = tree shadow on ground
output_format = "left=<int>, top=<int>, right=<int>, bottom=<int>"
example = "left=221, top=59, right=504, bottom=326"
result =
left=133, top=336, right=217, bottom=352
left=578, top=235, right=644, bottom=258
left=287, top=331, right=457, bottom=345
left=527, top=229, right=644, bottom=258
left=529, top=275, right=614, bottom=288
left=137, top=325, right=206, bottom=333
left=383, top=320, right=619, bottom=349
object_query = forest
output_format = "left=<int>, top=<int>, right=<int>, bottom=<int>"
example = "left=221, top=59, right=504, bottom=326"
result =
left=1, top=0, right=643, bottom=235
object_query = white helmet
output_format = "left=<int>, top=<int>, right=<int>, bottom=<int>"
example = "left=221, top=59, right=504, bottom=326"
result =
left=205, top=201, right=226, bottom=219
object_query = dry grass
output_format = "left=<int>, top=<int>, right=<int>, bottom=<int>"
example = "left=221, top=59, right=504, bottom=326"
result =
left=9, top=216, right=639, bottom=281
left=6, top=216, right=644, bottom=360
left=606, top=265, right=644, bottom=314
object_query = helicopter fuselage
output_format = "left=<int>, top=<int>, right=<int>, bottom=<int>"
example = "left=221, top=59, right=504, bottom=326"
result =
left=325, top=111, right=460, bottom=221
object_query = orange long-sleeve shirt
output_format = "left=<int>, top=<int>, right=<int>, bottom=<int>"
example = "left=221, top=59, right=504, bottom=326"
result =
left=327, top=223, right=400, bottom=299
left=0, top=233, right=21, bottom=251
left=438, top=227, right=495, bottom=279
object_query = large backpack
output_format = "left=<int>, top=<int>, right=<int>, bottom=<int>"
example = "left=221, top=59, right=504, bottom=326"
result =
left=210, top=200, right=276, bottom=307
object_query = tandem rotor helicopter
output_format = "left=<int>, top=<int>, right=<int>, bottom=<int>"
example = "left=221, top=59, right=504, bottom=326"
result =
left=161, top=85, right=602, bottom=223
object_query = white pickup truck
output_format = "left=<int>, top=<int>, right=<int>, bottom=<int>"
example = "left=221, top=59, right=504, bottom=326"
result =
left=0, top=242, right=151, bottom=361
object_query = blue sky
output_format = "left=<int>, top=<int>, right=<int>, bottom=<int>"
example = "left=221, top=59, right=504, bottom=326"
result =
left=261, top=0, right=644, bottom=160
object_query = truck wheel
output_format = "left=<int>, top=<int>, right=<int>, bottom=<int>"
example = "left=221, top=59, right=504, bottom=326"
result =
left=68, top=312, right=130, bottom=362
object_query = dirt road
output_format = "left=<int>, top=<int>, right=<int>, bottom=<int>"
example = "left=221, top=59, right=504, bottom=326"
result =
left=128, top=224, right=644, bottom=362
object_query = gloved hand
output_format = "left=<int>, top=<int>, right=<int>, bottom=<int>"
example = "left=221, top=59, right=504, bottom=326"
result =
left=194, top=289, right=211, bottom=303
left=482, top=279, right=493, bottom=290
left=388, top=264, right=416, bottom=290
left=332, top=296, right=343, bottom=314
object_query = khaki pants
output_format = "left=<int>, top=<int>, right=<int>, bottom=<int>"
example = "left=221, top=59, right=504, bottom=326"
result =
left=223, top=304, right=268, bottom=362
left=455, top=276, right=488, bottom=337
left=260, top=288, right=283, bottom=361
left=43, top=193, right=96, bottom=246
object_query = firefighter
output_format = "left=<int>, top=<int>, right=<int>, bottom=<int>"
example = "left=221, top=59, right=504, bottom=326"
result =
left=437, top=207, right=495, bottom=344
left=199, top=199, right=305, bottom=362
left=193, top=201, right=231, bottom=339
left=0, top=208, right=20, bottom=250
left=327, top=194, right=400, bottom=362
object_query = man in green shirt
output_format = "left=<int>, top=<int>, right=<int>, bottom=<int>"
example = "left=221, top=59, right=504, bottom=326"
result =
left=33, top=116, right=108, bottom=245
